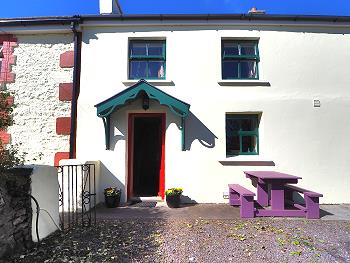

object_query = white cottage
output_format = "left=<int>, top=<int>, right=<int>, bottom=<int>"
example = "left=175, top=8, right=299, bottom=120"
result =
left=1, top=1, right=350, bottom=204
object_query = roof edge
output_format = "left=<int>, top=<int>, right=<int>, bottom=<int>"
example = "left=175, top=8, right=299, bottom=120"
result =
left=82, top=13, right=350, bottom=23
left=1, top=13, right=350, bottom=26
left=0, top=16, right=82, bottom=26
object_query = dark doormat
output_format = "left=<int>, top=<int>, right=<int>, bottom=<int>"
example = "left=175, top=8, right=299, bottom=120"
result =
left=128, top=201, right=157, bottom=208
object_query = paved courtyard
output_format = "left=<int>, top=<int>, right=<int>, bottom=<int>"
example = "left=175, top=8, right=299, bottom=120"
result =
left=8, top=204, right=350, bottom=263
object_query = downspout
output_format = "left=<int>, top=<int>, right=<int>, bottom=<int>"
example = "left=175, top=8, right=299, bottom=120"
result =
left=69, top=20, right=82, bottom=159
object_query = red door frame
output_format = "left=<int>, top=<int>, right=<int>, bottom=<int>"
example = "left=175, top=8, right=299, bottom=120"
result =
left=127, top=113, right=166, bottom=200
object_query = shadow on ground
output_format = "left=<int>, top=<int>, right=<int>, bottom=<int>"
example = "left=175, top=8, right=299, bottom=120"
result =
left=96, top=203, right=241, bottom=220
left=10, top=216, right=168, bottom=262
left=320, top=208, right=334, bottom=218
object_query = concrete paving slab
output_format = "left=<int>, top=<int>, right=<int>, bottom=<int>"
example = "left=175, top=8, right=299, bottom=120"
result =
left=320, top=204, right=350, bottom=220
left=96, top=203, right=241, bottom=220
left=95, top=203, right=350, bottom=221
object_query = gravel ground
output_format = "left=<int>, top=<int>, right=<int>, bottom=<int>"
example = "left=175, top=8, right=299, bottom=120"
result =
left=7, top=218, right=350, bottom=263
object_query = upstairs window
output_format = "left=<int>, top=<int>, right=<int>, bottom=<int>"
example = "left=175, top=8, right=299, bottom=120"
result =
left=129, top=40, right=166, bottom=80
left=222, top=40, right=259, bottom=80
left=226, top=114, right=259, bottom=156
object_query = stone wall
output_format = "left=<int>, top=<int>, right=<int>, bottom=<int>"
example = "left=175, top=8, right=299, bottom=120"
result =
left=6, top=34, right=73, bottom=165
left=0, top=168, right=33, bottom=259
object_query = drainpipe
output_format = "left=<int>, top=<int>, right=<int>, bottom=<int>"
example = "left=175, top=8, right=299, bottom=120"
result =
left=69, top=20, right=82, bottom=159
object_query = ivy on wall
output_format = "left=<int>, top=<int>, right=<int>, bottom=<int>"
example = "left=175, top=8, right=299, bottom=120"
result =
left=0, top=92, right=13, bottom=129
left=0, top=92, right=24, bottom=171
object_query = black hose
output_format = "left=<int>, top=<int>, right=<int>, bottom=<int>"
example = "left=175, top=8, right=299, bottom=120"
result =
left=26, top=194, right=40, bottom=245
left=9, top=189, right=41, bottom=246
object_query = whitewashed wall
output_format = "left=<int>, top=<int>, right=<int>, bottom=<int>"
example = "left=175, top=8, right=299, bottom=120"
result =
left=30, top=165, right=60, bottom=242
left=7, top=34, right=73, bottom=165
left=76, top=24, right=350, bottom=204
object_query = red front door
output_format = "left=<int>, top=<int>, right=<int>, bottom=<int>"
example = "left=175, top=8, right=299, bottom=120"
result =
left=127, top=113, right=165, bottom=200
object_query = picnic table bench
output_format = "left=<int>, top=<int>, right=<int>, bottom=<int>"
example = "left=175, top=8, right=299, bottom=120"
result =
left=284, top=184, right=323, bottom=219
left=228, top=184, right=255, bottom=218
left=228, top=171, right=323, bottom=219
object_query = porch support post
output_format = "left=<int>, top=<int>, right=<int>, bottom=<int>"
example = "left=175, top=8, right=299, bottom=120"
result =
left=102, top=116, right=111, bottom=150
left=181, top=117, right=185, bottom=151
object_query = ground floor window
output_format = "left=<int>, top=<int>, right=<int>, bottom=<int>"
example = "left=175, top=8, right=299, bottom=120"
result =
left=226, top=114, right=259, bottom=156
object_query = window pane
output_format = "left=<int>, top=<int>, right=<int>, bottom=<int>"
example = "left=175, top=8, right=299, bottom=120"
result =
left=226, top=118, right=240, bottom=131
left=240, top=43, right=256, bottom=56
left=222, top=61, right=239, bottom=79
left=242, top=136, right=257, bottom=153
left=240, top=60, right=257, bottom=79
left=226, top=118, right=240, bottom=155
left=223, top=43, right=239, bottom=56
left=148, top=61, right=165, bottom=79
left=130, top=43, right=147, bottom=56
left=226, top=135, right=240, bottom=155
left=130, top=61, right=147, bottom=79
left=147, top=43, right=164, bottom=56
left=241, top=118, right=255, bottom=131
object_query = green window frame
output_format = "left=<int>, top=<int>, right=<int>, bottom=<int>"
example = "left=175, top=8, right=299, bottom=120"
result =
left=222, top=40, right=260, bottom=80
left=128, top=40, right=166, bottom=80
left=225, top=114, right=259, bottom=156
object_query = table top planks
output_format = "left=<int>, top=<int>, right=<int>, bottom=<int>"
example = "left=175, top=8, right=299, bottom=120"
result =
left=244, top=171, right=302, bottom=180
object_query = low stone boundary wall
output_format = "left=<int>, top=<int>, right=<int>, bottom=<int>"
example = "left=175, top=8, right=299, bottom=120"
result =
left=0, top=165, right=60, bottom=259
left=0, top=168, right=33, bottom=258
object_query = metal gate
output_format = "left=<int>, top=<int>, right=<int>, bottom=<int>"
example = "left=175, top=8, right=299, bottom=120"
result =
left=56, top=164, right=96, bottom=231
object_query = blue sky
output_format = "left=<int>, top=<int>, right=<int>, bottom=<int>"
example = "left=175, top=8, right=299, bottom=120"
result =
left=1, top=0, right=350, bottom=18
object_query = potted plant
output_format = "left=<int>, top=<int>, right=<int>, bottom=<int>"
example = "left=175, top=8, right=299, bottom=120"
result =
left=104, top=187, right=121, bottom=208
left=165, top=187, right=183, bottom=208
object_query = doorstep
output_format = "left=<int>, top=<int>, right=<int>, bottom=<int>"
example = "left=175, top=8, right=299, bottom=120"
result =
left=129, top=196, right=163, bottom=202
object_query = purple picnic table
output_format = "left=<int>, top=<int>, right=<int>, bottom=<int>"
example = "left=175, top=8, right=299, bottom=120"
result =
left=244, top=171, right=305, bottom=217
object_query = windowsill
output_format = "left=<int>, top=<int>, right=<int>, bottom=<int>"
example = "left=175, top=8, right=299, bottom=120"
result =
left=219, top=156, right=275, bottom=166
left=122, top=80, right=175, bottom=86
left=218, top=80, right=271, bottom=86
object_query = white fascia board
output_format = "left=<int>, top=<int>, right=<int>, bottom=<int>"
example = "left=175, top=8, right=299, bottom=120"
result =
left=80, top=19, right=350, bottom=29
left=0, top=25, right=73, bottom=35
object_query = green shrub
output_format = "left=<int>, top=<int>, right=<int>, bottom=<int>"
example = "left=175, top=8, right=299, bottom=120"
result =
left=0, top=91, right=24, bottom=171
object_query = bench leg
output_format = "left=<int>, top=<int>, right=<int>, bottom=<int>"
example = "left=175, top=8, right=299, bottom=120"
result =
left=256, top=183, right=269, bottom=207
left=240, top=196, right=255, bottom=218
left=229, top=190, right=240, bottom=206
left=305, top=196, right=320, bottom=219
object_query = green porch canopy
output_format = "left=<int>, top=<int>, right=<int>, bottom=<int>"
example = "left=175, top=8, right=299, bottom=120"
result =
left=95, top=79, right=190, bottom=150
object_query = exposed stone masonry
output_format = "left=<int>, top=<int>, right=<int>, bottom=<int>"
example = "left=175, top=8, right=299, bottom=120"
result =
left=0, top=169, right=33, bottom=259
left=7, top=34, right=73, bottom=166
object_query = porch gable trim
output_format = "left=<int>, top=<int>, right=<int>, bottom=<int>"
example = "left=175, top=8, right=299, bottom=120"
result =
left=95, top=79, right=190, bottom=150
